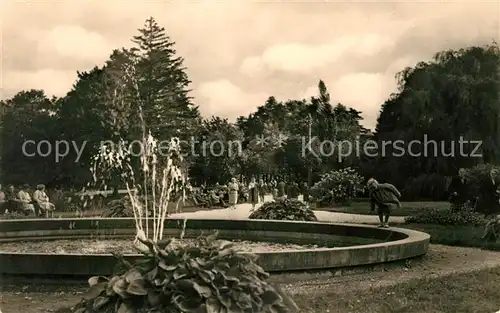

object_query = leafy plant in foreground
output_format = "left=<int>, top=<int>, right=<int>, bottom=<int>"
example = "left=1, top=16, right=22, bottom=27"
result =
left=71, top=232, right=298, bottom=313
left=249, top=199, right=317, bottom=221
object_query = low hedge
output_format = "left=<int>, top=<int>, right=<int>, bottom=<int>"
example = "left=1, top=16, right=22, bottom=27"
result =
left=249, top=199, right=317, bottom=221
left=405, top=208, right=486, bottom=226
left=404, top=223, right=500, bottom=251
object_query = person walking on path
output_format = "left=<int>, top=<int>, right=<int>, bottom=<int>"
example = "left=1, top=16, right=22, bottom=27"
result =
left=228, top=178, right=239, bottom=210
left=277, top=180, right=286, bottom=199
left=287, top=182, right=300, bottom=200
left=258, top=179, right=266, bottom=203
left=300, top=182, right=309, bottom=204
left=367, top=178, right=401, bottom=228
left=248, top=177, right=259, bottom=211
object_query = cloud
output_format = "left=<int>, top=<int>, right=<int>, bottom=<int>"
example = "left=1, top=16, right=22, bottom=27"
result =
left=4, top=69, right=77, bottom=98
left=40, top=26, right=113, bottom=64
left=300, top=73, right=396, bottom=129
left=240, top=34, right=396, bottom=75
left=196, top=80, right=268, bottom=120
left=1, top=1, right=498, bottom=130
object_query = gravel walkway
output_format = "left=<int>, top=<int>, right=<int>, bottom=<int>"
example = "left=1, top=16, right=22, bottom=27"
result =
left=169, top=195, right=406, bottom=224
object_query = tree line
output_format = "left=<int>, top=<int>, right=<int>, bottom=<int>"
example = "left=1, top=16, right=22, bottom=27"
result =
left=1, top=17, right=499, bottom=201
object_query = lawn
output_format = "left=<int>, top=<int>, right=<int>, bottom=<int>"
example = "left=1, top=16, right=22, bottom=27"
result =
left=403, top=223, right=500, bottom=250
left=322, top=201, right=450, bottom=216
left=292, top=266, right=500, bottom=313
left=3, top=265, right=500, bottom=313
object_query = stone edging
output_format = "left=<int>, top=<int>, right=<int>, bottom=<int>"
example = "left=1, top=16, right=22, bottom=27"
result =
left=0, top=218, right=429, bottom=275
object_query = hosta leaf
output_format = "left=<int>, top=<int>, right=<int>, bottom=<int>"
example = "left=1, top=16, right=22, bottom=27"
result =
left=117, top=301, right=136, bottom=313
left=146, top=267, right=158, bottom=281
left=261, top=290, right=281, bottom=306
left=176, top=278, right=195, bottom=291
left=227, top=302, right=244, bottom=313
left=126, top=279, right=148, bottom=295
left=199, top=270, right=215, bottom=283
left=83, top=282, right=106, bottom=300
left=273, top=284, right=299, bottom=312
left=156, top=238, right=173, bottom=248
left=92, top=296, right=110, bottom=310
left=218, top=241, right=234, bottom=250
left=195, top=257, right=208, bottom=267
left=124, top=269, right=142, bottom=283
left=112, top=278, right=129, bottom=298
left=88, top=276, right=108, bottom=287
left=189, top=258, right=201, bottom=270
left=147, top=290, right=162, bottom=306
left=158, top=260, right=177, bottom=271
left=206, top=298, right=221, bottom=313
left=158, top=249, right=170, bottom=258
left=219, top=295, right=232, bottom=307
left=193, top=282, right=212, bottom=297
left=173, top=267, right=188, bottom=280
left=173, top=295, right=199, bottom=311
left=205, top=232, right=218, bottom=244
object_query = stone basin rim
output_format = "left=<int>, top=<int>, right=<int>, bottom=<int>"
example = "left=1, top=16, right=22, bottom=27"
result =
left=0, top=218, right=430, bottom=274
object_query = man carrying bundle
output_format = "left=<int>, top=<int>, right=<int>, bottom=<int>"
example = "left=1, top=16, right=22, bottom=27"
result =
left=367, top=178, right=402, bottom=228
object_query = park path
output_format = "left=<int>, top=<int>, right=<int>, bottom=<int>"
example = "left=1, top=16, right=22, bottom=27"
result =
left=168, top=195, right=406, bottom=224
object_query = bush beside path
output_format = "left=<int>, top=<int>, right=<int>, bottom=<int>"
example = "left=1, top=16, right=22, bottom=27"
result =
left=168, top=195, right=407, bottom=224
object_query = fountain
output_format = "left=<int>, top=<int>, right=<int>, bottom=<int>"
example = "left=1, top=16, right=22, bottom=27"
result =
left=0, top=134, right=429, bottom=276
left=0, top=64, right=429, bottom=312
left=0, top=122, right=430, bottom=277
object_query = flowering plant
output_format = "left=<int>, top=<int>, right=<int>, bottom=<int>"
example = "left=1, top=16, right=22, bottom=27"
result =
left=310, top=167, right=364, bottom=207
left=90, top=132, right=187, bottom=244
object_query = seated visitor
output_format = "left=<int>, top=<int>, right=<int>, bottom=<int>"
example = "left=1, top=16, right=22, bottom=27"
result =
left=5, top=185, right=21, bottom=213
left=482, top=214, right=500, bottom=248
left=0, top=184, right=5, bottom=213
left=208, top=189, right=225, bottom=207
left=33, top=184, right=56, bottom=217
left=17, top=184, right=35, bottom=215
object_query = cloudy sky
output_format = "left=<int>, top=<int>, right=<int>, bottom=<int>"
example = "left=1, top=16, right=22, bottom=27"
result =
left=1, top=1, right=498, bottom=130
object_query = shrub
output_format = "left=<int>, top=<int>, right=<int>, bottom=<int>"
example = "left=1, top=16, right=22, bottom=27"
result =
left=103, top=196, right=134, bottom=217
left=405, top=208, right=486, bottom=226
left=249, top=199, right=317, bottom=221
left=309, top=167, right=364, bottom=207
left=465, top=164, right=500, bottom=197
left=62, top=192, right=108, bottom=212
left=401, top=173, right=451, bottom=201
left=71, top=233, right=298, bottom=313
left=1, top=211, right=29, bottom=219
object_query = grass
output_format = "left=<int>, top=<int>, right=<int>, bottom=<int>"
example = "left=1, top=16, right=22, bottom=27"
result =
left=321, top=201, right=450, bottom=216
left=4, top=266, right=500, bottom=313
left=293, top=266, right=500, bottom=313
left=402, top=223, right=500, bottom=250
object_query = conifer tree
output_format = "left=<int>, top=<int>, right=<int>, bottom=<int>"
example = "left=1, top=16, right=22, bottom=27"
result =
left=131, top=17, right=200, bottom=139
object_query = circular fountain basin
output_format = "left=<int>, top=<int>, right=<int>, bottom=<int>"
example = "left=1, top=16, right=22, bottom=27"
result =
left=0, top=218, right=429, bottom=276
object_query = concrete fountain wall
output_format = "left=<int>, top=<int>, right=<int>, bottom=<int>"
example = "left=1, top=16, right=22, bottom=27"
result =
left=0, top=218, right=429, bottom=276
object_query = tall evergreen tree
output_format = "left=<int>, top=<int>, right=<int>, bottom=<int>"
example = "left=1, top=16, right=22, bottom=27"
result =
left=131, top=17, right=200, bottom=140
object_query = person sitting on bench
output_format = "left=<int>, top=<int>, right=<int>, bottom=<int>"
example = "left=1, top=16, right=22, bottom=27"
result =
left=17, top=184, right=35, bottom=215
left=33, top=184, right=55, bottom=217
